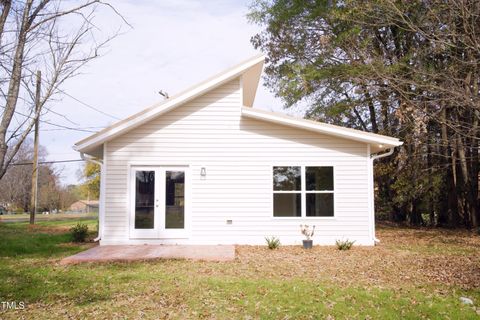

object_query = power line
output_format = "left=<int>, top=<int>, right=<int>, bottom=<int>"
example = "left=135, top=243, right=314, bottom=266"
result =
left=2, top=79, right=120, bottom=132
left=39, top=126, right=105, bottom=132
left=0, top=105, right=99, bottom=133
left=8, top=126, right=106, bottom=133
left=54, top=86, right=121, bottom=121
left=11, top=159, right=85, bottom=166
left=42, top=105, right=80, bottom=126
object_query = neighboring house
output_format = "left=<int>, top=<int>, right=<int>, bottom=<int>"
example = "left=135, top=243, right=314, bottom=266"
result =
left=69, top=200, right=99, bottom=213
left=74, top=55, right=402, bottom=246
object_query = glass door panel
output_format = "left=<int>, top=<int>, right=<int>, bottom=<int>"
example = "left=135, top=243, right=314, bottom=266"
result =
left=134, top=170, right=155, bottom=229
left=165, top=171, right=185, bottom=229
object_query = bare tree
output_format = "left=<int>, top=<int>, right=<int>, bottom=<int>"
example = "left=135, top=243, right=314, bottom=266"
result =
left=0, top=138, right=46, bottom=212
left=0, top=0, right=127, bottom=180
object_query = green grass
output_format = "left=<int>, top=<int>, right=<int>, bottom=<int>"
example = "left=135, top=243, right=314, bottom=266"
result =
left=0, top=220, right=96, bottom=258
left=0, top=220, right=479, bottom=319
left=0, top=212, right=98, bottom=221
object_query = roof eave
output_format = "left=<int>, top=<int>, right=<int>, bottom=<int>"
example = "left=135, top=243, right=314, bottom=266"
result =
left=241, top=107, right=402, bottom=149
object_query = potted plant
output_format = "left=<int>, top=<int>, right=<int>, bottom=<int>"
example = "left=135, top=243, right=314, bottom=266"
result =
left=300, top=224, right=315, bottom=249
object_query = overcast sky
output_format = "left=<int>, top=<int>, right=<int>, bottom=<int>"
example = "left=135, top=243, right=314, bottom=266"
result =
left=39, top=0, right=299, bottom=185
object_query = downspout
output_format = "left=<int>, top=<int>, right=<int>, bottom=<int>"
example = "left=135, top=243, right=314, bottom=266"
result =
left=371, top=148, right=394, bottom=161
left=80, top=152, right=103, bottom=242
left=370, top=148, right=394, bottom=244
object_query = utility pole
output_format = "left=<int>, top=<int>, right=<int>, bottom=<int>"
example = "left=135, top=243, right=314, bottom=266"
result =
left=29, top=71, right=41, bottom=225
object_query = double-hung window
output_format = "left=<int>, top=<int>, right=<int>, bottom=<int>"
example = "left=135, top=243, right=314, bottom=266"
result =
left=273, top=166, right=334, bottom=217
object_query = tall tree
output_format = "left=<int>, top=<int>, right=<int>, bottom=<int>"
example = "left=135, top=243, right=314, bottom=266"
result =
left=79, top=162, right=100, bottom=200
left=249, top=0, right=480, bottom=228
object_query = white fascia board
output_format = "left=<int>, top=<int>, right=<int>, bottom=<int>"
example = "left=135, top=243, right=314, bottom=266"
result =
left=241, top=107, right=403, bottom=147
left=75, top=55, right=265, bottom=153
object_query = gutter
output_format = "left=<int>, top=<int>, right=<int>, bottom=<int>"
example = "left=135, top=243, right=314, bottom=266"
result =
left=370, top=148, right=395, bottom=244
left=80, top=152, right=103, bottom=242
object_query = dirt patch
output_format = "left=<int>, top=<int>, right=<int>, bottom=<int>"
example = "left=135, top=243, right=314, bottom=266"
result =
left=26, top=224, right=72, bottom=234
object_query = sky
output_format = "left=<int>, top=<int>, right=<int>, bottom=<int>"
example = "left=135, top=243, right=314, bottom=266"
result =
left=37, top=0, right=299, bottom=185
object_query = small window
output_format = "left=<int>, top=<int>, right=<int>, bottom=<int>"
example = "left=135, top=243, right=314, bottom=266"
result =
left=273, top=166, right=301, bottom=217
left=273, top=166, right=335, bottom=218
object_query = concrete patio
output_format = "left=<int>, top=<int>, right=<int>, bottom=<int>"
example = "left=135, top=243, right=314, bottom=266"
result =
left=60, top=244, right=236, bottom=265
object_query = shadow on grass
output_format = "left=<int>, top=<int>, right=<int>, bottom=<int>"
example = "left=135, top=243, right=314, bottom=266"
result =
left=0, top=221, right=96, bottom=258
left=0, top=221, right=110, bottom=305
left=0, top=223, right=81, bottom=258
left=0, top=262, right=111, bottom=304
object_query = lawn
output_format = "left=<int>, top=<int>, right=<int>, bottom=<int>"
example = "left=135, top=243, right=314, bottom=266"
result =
left=0, top=221, right=479, bottom=319
left=0, top=212, right=98, bottom=222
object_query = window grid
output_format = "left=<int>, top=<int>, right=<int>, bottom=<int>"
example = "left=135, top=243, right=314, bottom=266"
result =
left=273, top=165, right=335, bottom=218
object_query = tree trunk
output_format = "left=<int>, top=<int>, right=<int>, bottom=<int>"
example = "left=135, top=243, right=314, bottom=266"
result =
left=363, top=87, right=379, bottom=133
left=0, top=0, right=11, bottom=45
left=0, top=1, right=33, bottom=179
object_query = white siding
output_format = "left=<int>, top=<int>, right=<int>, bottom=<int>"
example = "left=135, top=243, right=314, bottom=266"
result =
left=103, top=78, right=372, bottom=245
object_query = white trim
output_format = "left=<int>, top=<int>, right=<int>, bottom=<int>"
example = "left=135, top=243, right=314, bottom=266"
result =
left=367, top=144, right=373, bottom=243
left=301, top=165, right=306, bottom=217
left=99, top=143, right=107, bottom=240
left=242, top=107, right=402, bottom=151
left=239, top=75, right=244, bottom=110
left=74, top=55, right=265, bottom=153
left=271, top=164, right=336, bottom=219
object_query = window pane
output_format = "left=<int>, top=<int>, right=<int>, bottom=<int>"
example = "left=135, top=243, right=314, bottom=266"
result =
left=165, top=171, right=185, bottom=229
left=135, top=171, right=155, bottom=229
left=273, top=166, right=301, bottom=191
left=306, top=167, right=333, bottom=191
left=273, top=193, right=301, bottom=217
left=306, top=193, right=334, bottom=217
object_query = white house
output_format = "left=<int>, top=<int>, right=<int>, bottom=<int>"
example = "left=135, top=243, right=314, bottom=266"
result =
left=74, top=55, right=402, bottom=246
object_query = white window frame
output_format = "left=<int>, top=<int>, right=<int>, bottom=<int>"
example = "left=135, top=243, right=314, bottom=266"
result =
left=272, top=165, right=336, bottom=219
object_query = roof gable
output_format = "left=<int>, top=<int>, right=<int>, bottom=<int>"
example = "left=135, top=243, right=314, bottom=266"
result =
left=74, top=55, right=265, bottom=153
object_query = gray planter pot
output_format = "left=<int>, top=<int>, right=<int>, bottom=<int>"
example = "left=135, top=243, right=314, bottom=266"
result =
left=302, top=239, right=313, bottom=249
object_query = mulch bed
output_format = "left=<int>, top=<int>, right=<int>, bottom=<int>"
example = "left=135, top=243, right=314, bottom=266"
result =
left=227, top=227, right=480, bottom=290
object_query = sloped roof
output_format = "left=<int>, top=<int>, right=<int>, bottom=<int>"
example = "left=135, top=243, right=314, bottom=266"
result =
left=241, top=107, right=402, bottom=153
left=74, top=54, right=402, bottom=155
left=74, top=55, right=265, bottom=153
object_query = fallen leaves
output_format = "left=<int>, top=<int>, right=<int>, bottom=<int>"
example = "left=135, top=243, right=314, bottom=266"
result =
left=226, top=225, right=480, bottom=290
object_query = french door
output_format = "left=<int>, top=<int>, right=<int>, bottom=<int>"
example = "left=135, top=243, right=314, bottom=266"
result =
left=130, top=166, right=188, bottom=239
